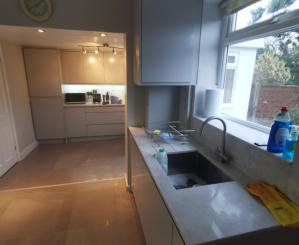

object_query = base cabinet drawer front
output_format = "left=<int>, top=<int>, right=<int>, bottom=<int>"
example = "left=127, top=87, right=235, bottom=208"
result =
left=65, top=108, right=86, bottom=137
left=87, top=124, right=124, bottom=136
left=129, top=134, right=173, bottom=245
left=172, top=225, right=185, bottom=245
left=86, top=112, right=124, bottom=124
left=85, top=106, right=125, bottom=113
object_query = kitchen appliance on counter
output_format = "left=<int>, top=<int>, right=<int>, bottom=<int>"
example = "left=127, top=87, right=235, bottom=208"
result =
left=65, top=93, right=86, bottom=104
left=93, top=94, right=102, bottom=103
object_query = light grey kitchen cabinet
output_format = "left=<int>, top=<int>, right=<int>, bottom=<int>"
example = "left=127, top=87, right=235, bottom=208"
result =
left=133, top=0, right=202, bottom=85
left=61, top=50, right=85, bottom=84
left=65, top=108, right=86, bottom=137
left=83, top=52, right=105, bottom=84
left=64, top=106, right=125, bottom=138
left=129, top=133, right=173, bottom=245
left=172, top=225, right=185, bottom=245
left=103, top=50, right=125, bottom=84
left=86, top=111, right=124, bottom=125
left=31, top=98, right=65, bottom=139
left=23, top=48, right=62, bottom=96
left=87, top=124, right=124, bottom=136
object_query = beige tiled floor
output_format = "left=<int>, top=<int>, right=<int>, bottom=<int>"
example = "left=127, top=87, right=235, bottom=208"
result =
left=0, top=139, right=126, bottom=190
left=0, top=139, right=145, bottom=245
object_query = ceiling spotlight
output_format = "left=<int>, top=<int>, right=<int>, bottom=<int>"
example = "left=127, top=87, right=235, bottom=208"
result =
left=113, top=48, right=117, bottom=56
left=94, top=47, right=99, bottom=54
left=37, top=29, right=45, bottom=33
left=100, top=33, right=107, bottom=37
left=82, top=47, right=87, bottom=55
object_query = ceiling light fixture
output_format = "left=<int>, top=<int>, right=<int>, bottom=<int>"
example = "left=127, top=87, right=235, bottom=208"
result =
left=113, top=48, right=117, bottom=56
left=100, top=33, right=107, bottom=37
left=82, top=47, right=87, bottom=55
left=37, top=29, right=45, bottom=33
left=94, top=47, right=99, bottom=54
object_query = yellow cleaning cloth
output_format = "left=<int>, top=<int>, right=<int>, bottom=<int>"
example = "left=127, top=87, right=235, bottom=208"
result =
left=244, top=182, right=299, bottom=228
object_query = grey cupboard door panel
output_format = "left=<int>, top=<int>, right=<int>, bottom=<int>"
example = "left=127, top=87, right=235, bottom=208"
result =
left=129, top=134, right=173, bottom=245
left=61, top=51, right=85, bottom=84
left=141, top=0, right=202, bottom=85
left=87, top=124, right=124, bottom=136
left=65, top=108, right=86, bottom=137
left=23, top=48, right=62, bottom=97
left=85, top=112, right=124, bottom=125
left=31, top=98, right=65, bottom=139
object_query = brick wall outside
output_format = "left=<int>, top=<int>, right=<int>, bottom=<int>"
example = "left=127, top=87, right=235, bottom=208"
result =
left=255, top=85, right=299, bottom=119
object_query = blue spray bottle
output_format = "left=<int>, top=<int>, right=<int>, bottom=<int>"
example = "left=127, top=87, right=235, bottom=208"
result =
left=282, top=125, right=298, bottom=162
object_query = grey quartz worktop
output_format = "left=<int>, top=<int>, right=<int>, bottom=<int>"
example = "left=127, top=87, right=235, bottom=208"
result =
left=64, top=103, right=125, bottom=108
left=129, top=127, right=280, bottom=245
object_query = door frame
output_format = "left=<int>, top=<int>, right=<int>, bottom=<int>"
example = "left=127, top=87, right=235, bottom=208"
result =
left=0, top=43, right=21, bottom=161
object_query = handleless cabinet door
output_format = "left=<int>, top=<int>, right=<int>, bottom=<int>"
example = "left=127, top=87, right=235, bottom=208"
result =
left=31, top=97, right=65, bottom=139
left=65, top=108, right=86, bottom=137
left=23, top=48, right=62, bottom=97
left=61, top=51, right=84, bottom=84
left=103, top=50, right=125, bottom=84
left=134, top=0, right=202, bottom=85
left=130, top=133, right=173, bottom=245
left=83, top=52, right=105, bottom=84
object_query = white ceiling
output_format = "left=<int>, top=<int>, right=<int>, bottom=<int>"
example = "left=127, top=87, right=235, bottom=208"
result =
left=0, top=25, right=125, bottom=49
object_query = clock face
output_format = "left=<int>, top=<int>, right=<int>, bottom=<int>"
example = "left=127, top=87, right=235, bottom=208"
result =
left=20, top=0, right=52, bottom=22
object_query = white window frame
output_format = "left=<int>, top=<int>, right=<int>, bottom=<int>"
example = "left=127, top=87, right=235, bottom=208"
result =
left=218, top=7, right=299, bottom=133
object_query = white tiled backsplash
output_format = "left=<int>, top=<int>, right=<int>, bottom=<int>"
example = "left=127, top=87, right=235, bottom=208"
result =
left=61, top=84, right=125, bottom=102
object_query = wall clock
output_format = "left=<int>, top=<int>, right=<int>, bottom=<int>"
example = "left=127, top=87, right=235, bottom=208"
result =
left=20, top=0, right=53, bottom=22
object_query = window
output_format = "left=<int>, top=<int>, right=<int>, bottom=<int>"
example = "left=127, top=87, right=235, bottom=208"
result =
left=234, top=0, right=299, bottom=31
left=223, top=53, right=238, bottom=104
left=221, top=0, right=299, bottom=129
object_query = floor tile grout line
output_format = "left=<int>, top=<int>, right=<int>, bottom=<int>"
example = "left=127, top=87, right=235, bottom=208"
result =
left=0, top=177, right=125, bottom=193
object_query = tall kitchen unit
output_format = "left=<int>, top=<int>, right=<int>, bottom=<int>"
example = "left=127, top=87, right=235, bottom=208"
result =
left=23, top=48, right=65, bottom=140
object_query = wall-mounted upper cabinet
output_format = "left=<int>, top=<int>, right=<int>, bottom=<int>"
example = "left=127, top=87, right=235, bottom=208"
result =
left=83, top=52, right=105, bottom=84
left=61, top=51, right=85, bottom=84
left=23, top=48, right=62, bottom=96
left=104, top=50, right=125, bottom=84
left=134, top=0, right=202, bottom=86
left=60, top=50, right=125, bottom=85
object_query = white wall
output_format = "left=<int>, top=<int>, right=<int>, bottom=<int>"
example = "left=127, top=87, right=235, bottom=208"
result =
left=222, top=47, right=257, bottom=120
left=0, top=0, right=145, bottom=127
left=0, top=40, right=36, bottom=157
left=193, top=0, right=222, bottom=116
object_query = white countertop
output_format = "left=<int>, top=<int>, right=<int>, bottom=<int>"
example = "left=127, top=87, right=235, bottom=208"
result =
left=129, top=127, right=279, bottom=245
left=64, top=103, right=125, bottom=108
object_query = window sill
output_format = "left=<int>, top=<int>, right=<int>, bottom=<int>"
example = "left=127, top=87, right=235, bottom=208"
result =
left=193, top=114, right=269, bottom=151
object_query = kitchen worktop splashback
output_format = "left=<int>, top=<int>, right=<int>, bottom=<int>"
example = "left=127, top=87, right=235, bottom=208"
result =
left=61, top=84, right=125, bottom=101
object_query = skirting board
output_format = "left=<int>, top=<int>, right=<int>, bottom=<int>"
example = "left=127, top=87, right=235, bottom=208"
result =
left=38, top=135, right=124, bottom=144
left=19, top=140, right=38, bottom=161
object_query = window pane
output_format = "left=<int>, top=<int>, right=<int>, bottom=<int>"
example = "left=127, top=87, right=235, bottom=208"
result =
left=223, top=69, right=235, bottom=103
left=222, top=30, right=299, bottom=127
left=234, top=0, right=299, bottom=31
left=227, top=56, right=236, bottom=64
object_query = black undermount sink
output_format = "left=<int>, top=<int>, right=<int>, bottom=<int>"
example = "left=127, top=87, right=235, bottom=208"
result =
left=166, top=152, right=233, bottom=190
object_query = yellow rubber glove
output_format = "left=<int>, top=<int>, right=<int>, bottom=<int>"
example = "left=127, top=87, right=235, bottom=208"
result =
left=244, top=182, right=299, bottom=228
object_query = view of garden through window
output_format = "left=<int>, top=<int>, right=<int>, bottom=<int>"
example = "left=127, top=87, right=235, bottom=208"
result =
left=235, top=0, right=299, bottom=30
left=222, top=0, right=299, bottom=128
